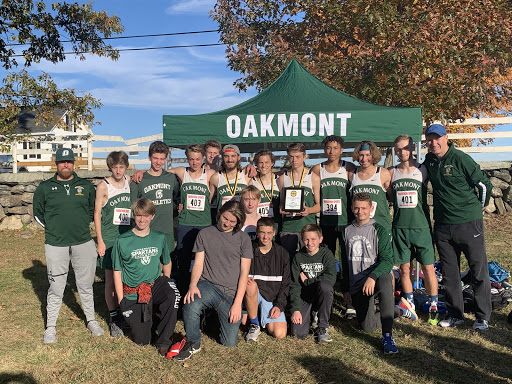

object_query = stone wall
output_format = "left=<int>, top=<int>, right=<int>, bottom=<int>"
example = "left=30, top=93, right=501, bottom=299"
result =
left=0, top=163, right=510, bottom=231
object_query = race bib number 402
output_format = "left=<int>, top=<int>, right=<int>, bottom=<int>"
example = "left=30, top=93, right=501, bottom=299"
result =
left=113, top=208, right=131, bottom=225
left=187, top=194, right=206, bottom=211
left=397, top=190, right=418, bottom=208
left=322, top=199, right=342, bottom=216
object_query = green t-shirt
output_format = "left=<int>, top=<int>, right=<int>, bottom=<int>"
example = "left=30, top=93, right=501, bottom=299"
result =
left=130, top=171, right=179, bottom=236
left=112, top=229, right=170, bottom=300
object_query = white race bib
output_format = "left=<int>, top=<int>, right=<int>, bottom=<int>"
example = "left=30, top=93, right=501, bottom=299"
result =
left=221, top=195, right=239, bottom=206
left=370, top=201, right=377, bottom=218
left=113, top=208, right=131, bottom=225
left=396, top=190, right=418, bottom=208
left=257, top=202, right=274, bottom=218
left=322, top=199, right=342, bottom=216
left=187, top=194, right=205, bottom=211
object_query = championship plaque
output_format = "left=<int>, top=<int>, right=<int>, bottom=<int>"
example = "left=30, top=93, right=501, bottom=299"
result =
left=283, top=187, right=305, bottom=212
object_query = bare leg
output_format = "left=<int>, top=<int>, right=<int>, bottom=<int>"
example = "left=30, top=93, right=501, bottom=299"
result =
left=421, top=264, right=438, bottom=296
left=267, top=322, right=287, bottom=339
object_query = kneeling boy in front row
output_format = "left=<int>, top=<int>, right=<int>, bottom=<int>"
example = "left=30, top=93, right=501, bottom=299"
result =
left=343, top=192, right=400, bottom=354
left=113, top=198, right=181, bottom=356
left=245, top=217, right=290, bottom=342
left=290, top=224, right=336, bottom=343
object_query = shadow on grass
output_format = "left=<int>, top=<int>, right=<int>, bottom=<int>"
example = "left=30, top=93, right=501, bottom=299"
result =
left=22, top=260, right=107, bottom=327
left=390, top=321, right=512, bottom=384
left=0, top=372, right=38, bottom=384
left=296, top=356, right=387, bottom=384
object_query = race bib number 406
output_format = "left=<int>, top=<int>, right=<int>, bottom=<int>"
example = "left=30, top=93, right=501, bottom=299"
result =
left=187, top=194, right=205, bottom=211
left=113, top=208, right=131, bottom=225
left=322, top=199, right=342, bottom=216
left=397, top=190, right=418, bottom=208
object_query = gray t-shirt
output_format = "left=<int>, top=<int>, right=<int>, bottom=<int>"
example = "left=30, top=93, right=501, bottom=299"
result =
left=193, top=224, right=253, bottom=298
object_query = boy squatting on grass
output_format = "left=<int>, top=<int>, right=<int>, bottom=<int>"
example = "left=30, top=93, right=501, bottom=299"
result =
left=289, top=224, right=337, bottom=344
left=244, top=217, right=290, bottom=342
left=343, top=192, right=409, bottom=354
left=112, top=198, right=181, bottom=356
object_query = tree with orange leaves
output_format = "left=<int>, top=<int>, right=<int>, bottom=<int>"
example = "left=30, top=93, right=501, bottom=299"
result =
left=212, top=0, right=512, bottom=139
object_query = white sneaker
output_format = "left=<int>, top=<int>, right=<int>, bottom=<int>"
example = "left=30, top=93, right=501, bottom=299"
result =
left=245, top=323, right=261, bottom=342
left=473, top=319, right=489, bottom=331
left=87, top=320, right=104, bottom=336
left=438, top=317, right=464, bottom=328
left=43, top=327, right=57, bottom=344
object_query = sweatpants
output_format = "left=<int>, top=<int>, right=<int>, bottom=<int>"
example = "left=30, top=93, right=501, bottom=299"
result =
left=45, top=239, right=97, bottom=327
left=120, top=276, right=181, bottom=348
left=434, top=219, right=491, bottom=320
left=290, top=280, right=334, bottom=338
left=351, top=273, right=399, bottom=334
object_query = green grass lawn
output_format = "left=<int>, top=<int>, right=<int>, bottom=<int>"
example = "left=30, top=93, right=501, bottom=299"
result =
left=1, top=215, right=511, bottom=384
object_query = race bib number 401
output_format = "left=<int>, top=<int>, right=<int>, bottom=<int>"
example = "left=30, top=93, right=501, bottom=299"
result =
left=187, top=194, right=206, bottom=211
left=322, top=199, right=341, bottom=216
left=113, top=208, right=131, bottom=225
left=397, top=190, right=418, bottom=208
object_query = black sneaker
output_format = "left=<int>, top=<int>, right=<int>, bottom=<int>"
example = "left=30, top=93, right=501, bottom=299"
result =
left=316, top=327, right=332, bottom=344
left=173, top=341, right=201, bottom=361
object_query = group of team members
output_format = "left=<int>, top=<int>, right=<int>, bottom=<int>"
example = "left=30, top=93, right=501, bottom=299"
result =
left=34, top=123, right=493, bottom=359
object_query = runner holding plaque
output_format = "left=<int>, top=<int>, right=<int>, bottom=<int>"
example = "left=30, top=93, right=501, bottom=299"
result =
left=278, top=143, right=321, bottom=256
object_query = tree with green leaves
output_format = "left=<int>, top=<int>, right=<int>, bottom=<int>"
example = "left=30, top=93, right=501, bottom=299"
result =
left=0, top=1, right=123, bottom=149
left=212, top=0, right=512, bottom=132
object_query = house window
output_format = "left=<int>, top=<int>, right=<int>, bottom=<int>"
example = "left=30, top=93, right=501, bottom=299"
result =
left=22, top=142, right=41, bottom=160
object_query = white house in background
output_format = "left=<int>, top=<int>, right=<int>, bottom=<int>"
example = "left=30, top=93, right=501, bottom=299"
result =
left=13, top=108, right=91, bottom=172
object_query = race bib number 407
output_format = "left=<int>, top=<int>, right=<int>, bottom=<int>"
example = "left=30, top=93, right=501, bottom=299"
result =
left=187, top=194, right=206, bottom=211
left=396, top=190, right=418, bottom=208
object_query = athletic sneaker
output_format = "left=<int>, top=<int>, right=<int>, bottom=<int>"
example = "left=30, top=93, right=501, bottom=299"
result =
left=397, top=298, right=418, bottom=321
left=173, top=341, right=201, bottom=361
left=311, top=311, right=319, bottom=329
left=438, top=316, right=464, bottom=328
left=109, top=322, right=124, bottom=338
left=473, top=319, right=489, bottom=331
left=345, top=307, right=356, bottom=320
left=43, top=327, right=57, bottom=344
left=427, top=309, right=440, bottom=326
left=382, top=333, right=398, bottom=354
left=316, top=327, right=332, bottom=344
left=245, top=323, right=262, bottom=342
left=87, top=320, right=104, bottom=336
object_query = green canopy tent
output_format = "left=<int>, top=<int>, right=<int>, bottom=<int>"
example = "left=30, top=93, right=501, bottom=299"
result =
left=163, top=59, right=422, bottom=152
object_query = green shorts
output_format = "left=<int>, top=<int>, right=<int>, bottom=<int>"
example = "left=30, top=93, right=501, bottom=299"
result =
left=392, top=227, right=435, bottom=266
left=97, top=246, right=113, bottom=270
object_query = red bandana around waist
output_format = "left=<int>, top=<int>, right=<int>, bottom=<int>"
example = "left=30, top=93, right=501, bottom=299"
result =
left=123, top=282, right=154, bottom=304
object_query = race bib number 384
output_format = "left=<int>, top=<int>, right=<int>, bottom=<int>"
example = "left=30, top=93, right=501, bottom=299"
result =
left=397, top=190, right=418, bottom=208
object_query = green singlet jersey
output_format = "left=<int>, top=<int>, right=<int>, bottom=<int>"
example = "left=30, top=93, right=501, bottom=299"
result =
left=319, top=161, right=349, bottom=226
left=216, top=170, right=248, bottom=208
left=100, top=176, right=132, bottom=248
left=130, top=171, right=179, bottom=236
left=349, top=167, right=391, bottom=229
left=391, top=165, right=430, bottom=229
left=253, top=174, right=280, bottom=219
left=281, top=169, right=316, bottom=232
left=112, top=229, right=170, bottom=301
left=178, top=168, right=211, bottom=226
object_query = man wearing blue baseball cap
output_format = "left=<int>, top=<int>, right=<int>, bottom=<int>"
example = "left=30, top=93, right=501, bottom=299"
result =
left=424, top=124, right=492, bottom=330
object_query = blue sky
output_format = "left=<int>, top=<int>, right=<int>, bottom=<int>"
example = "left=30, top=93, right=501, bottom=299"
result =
left=27, top=0, right=257, bottom=140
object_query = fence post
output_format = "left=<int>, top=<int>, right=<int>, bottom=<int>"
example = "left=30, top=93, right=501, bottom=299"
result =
left=87, top=137, right=93, bottom=171
left=12, top=144, right=18, bottom=174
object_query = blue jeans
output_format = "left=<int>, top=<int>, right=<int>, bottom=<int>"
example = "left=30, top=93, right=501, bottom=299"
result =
left=182, top=280, right=241, bottom=347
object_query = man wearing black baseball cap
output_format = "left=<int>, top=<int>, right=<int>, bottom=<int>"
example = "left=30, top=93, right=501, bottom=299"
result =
left=424, top=124, right=492, bottom=330
left=33, top=147, right=104, bottom=343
